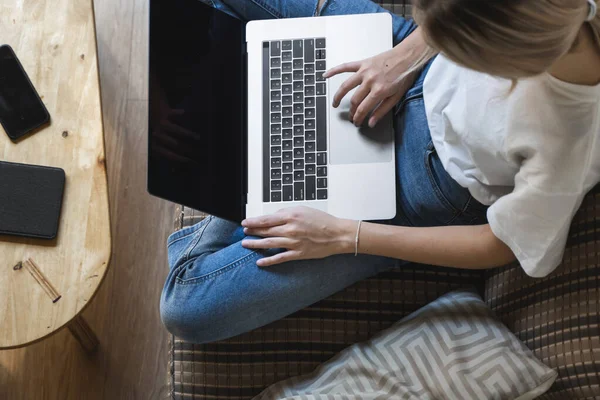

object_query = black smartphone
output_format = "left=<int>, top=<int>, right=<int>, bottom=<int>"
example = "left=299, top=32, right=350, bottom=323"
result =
left=0, top=44, right=50, bottom=141
left=0, top=161, right=65, bottom=240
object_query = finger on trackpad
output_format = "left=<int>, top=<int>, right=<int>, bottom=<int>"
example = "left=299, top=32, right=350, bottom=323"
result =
left=329, top=100, right=393, bottom=165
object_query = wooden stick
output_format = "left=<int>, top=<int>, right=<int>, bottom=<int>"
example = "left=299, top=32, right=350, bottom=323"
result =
left=22, top=258, right=62, bottom=303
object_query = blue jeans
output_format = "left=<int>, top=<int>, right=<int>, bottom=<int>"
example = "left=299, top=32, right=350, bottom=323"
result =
left=160, top=0, right=488, bottom=344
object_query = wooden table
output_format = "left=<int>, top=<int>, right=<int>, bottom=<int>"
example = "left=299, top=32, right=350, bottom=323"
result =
left=0, top=0, right=111, bottom=351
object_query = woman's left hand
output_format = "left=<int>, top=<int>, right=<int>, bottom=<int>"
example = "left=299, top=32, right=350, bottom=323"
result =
left=241, top=207, right=356, bottom=267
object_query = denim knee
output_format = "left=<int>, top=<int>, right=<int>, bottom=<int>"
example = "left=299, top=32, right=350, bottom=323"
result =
left=160, top=285, right=222, bottom=344
left=159, top=253, right=261, bottom=344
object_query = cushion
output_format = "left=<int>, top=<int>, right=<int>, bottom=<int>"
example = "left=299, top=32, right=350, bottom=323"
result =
left=254, top=290, right=557, bottom=400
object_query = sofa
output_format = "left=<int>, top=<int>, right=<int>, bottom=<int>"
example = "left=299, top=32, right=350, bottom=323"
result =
left=166, top=2, right=600, bottom=399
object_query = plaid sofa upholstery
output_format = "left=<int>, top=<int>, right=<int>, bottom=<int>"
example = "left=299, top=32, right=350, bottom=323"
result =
left=167, top=1, right=600, bottom=399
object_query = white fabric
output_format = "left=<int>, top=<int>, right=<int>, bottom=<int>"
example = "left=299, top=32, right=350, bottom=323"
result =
left=424, top=56, right=600, bottom=277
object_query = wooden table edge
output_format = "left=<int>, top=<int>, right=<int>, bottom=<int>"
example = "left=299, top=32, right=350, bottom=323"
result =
left=0, top=23, right=114, bottom=347
left=0, top=246, right=112, bottom=350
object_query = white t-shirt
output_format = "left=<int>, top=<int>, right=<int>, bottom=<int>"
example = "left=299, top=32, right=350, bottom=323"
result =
left=424, top=56, right=600, bottom=278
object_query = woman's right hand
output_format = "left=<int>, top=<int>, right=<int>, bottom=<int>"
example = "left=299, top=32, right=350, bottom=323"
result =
left=323, top=27, right=431, bottom=128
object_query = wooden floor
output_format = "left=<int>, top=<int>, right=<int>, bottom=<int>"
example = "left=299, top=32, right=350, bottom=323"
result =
left=0, top=0, right=175, bottom=399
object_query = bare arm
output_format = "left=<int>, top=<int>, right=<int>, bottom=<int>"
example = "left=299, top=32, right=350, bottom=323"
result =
left=338, top=220, right=516, bottom=269
left=242, top=207, right=516, bottom=269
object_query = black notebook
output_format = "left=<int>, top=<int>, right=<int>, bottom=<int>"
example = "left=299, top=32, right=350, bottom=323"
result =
left=0, top=161, right=65, bottom=239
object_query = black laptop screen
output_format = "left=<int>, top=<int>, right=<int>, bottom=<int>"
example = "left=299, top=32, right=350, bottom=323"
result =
left=148, top=0, right=245, bottom=222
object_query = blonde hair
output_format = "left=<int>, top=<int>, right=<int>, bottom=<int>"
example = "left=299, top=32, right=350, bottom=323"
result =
left=412, top=0, right=600, bottom=79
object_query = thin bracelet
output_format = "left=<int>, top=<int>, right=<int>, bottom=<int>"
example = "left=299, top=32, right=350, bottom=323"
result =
left=354, top=220, right=363, bottom=256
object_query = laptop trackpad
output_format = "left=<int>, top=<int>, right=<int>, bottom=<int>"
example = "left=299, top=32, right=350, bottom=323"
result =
left=329, top=98, right=393, bottom=165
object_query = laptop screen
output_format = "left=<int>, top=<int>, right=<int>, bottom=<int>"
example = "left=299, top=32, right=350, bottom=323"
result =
left=148, top=0, right=246, bottom=222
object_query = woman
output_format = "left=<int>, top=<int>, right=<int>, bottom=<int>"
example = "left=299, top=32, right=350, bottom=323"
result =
left=161, top=0, right=600, bottom=344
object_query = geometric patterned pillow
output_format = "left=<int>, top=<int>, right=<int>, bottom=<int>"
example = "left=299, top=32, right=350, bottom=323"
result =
left=254, top=290, right=557, bottom=400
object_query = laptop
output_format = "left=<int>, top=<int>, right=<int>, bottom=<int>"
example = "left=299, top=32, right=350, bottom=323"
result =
left=148, top=0, right=396, bottom=223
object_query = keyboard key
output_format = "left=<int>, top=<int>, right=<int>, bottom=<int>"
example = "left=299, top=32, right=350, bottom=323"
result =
left=293, top=70, right=303, bottom=81
left=271, top=169, right=281, bottom=179
left=306, top=176, right=316, bottom=200
left=282, top=140, right=292, bottom=150
left=282, top=51, right=292, bottom=62
left=282, top=74, right=292, bottom=84
left=294, top=115, right=304, bottom=125
left=316, top=97, right=327, bottom=151
left=271, top=124, right=281, bottom=134
left=316, top=71, right=325, bottom=81
left=306, top=164, right=316, bottom=175
left=282, top=62, right=292, bottom=72
left=305, top=108, right=315, bottom=118
left=317, top=189, right=327, bottom=200
left=271, top=91, right=281, bottom=100
left=305, top=75, right=315, bottom=85
left=271, top=146, right=282, bottom=157
left=271, top=180, right=282, bottom=190
left=306, top=130, right=316, bottom=140
left=294, top=182, right=305, bottom=201
left=271, top=157, right=281, bottom=168
left=293, top=92, right=303, bottom=102
left=306, top=152, right=316, bottom=163
left=283, top=162, right=293, bottom=172
left=317, top=178, right=327, bottom=188
left=293, top=40, right=303, bottom=58
left=305, top=86, right=315, bottom=96
left=305, top=141, right=315, bottom=152
left=294, top=126, right=304, bottom=136
left=283, top=151, right=293, bottom=161
left=294, top=159, right=304, bottom=169
left=294, top=171, right=305, bottom=181
left=316, top=60, right=326, bottom=71
left=316, top=49, right=326, bottom=59
left=294, top=148, right=304, bottom=158
left=271, top=57, right=281, bottom=68
left=293, top=81, right=303, bottom=92
left=294, top=137, right=304, bottom=147
left=316, top=38, right=326, bottom=48
left=317, top=166, right=327, bottom=177
left=271, top=101, right=281, bottom=112
left=305, top=97, right=315, bottom=107
left=271, top=113, right=281, bottom=123
left=283, top=174, right=293, bottom=184
left=283, top=107, right=292, bottom=117
left=304, top=64, right=315, bottom=74
left=271, top=80, right=281, bottom=90
left=283, top=185, right=293, bottom=201
left=316, top=83, right=326, bottom=96
left=282, top=96, right=293, bottom=106
left=282, top=85, right=292, bottom=95
left=306, top=120, right=316, bottom=129
left=271, top=191, right=282, bottom=202
left=294, top=103, right=304, bottom=113
left=271, top=68, right=281, bottom=79
left=293, top=59, right=303, bottom=70
left=271, top=135, right=281, bottom=145
left=282, top=129, right=292, bottom=139
left=282, top=118, right=292, bottom=128
left=317, top=152, right=327, bottom=165
left=304, top=39, right=315, bottom=62
left=282, top=40, right=292, bottom=51
left=270, top=41, right=281, bottom=56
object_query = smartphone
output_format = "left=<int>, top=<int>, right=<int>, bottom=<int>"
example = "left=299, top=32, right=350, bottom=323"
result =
left=0, top=44, right=50, bottom=141
left=0, top=161, right=65, bottom=240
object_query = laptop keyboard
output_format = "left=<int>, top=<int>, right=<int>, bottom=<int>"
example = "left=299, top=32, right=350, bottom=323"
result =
left=263, top=38, right=328, bottom=203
